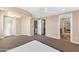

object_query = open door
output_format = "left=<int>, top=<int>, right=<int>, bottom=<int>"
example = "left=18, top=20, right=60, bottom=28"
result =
left=34, top=20, right=38, bottom=35
left=41, top=19, right=45, bottom=35
left=34, top=19, right=46, bottom=35
left=60, top=14, right=71, bottom=42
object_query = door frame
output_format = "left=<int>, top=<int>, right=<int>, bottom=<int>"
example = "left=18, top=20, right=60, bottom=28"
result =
left=3, top=16, right=16, bottom=36
left=59, top=13, right=73, bottom=42
left=34, top=20, right=38, bottom=35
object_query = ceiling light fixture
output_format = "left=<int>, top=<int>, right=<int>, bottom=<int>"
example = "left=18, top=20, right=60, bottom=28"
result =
left=44, top=8, right=48, bottom=12
left=62, top=9, right=66, bottom=11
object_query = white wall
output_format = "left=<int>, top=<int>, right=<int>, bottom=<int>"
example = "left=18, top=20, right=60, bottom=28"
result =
left=71, top=11, right=79, bottom=44
left=30, top=18, right=34, bottom=36
left=0, top=13, right=4, bottom=38
left=16, top=18, right=22, bottom=35
left=21, top=16, right=33, bottom=36
left=45, top=15, right=60, bottom=39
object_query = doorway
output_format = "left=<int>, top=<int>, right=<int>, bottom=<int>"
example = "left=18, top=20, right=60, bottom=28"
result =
left=4, top=16, right=16, bottom=36
left=34, top=19, right=46, bottom=35
left=41, top=19, right=45, bottom=35
left=34, top=20, right=38, bottom=35
left=60, top=16, right=71, bottom=42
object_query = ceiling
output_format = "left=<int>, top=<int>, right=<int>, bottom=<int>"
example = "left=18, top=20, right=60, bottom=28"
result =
left=21, top=7, right=79, bottom=18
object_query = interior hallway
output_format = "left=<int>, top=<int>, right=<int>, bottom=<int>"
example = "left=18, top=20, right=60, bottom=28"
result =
left=0, top=7, right=79, bottom=52
left=0, top=35, right=79, bottom=52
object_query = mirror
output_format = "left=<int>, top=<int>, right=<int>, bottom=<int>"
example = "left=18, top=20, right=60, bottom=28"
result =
left=60, top=16, right=71, bottom=42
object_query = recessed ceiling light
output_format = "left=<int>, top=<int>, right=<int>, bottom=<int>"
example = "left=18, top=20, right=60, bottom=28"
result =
left=62, top=9, right=66, bottom=11
left=44, top=8, right=48, bottom=12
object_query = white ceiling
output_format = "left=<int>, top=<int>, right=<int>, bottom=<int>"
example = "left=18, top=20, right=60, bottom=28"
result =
left=21, top=7, right=79, bottom=18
